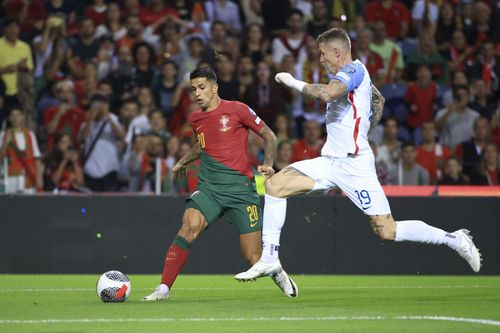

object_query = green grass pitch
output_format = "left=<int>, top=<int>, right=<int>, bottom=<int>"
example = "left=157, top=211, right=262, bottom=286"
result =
left=1, top=275, right=499, bottom=333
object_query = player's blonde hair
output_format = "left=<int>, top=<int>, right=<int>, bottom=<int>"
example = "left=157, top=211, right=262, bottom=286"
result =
left=316, top=28, right=351, bottom=52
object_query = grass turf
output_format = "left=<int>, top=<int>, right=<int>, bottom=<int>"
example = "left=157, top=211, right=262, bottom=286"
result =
left=0, top=275, right=499, bottom=333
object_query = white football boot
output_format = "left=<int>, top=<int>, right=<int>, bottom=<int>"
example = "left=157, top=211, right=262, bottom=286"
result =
left=271, top=270, right=299, bottom=298
left=141, top=284, right=170, bottom=301
left=453, top=229, right=482, bottom=273
left=234, top=259, right=283, bottom=281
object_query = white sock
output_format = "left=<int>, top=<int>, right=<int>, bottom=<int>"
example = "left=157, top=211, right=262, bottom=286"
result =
left=261, top=194, right=287, bottom=263
left=395, top=220, right=461, bottom=250
left=158, top=283, right=169, bottom=295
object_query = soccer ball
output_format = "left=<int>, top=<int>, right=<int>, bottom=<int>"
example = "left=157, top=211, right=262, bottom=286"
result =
left=96, top=270, right=131, bottom=302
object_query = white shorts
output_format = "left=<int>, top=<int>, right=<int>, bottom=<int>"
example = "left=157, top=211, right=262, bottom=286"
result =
left=290, top=154, right=391, bottom=216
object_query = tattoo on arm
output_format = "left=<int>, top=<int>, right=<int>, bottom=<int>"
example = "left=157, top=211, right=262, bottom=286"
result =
left=369, top=85, right=385, bottom=134
left=178, top=142, right=202, bottom=166
left=257, top=124, right=277, bottom=166
left=303, top=80, right=347, bottom=103
left=281, top=166, right=308, bottom=177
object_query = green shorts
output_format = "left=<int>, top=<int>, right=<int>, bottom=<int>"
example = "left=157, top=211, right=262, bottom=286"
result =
left=186, top=183, right=262, bottom=235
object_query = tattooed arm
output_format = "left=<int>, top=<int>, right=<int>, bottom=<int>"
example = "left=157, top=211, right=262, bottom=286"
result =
left=302, top=79, right=348, bottom=103
left=172, top=142, right=201, bottom=176
left=369, top=85, right=385, bottom=134
left=256, top=124, right=277, bottom=178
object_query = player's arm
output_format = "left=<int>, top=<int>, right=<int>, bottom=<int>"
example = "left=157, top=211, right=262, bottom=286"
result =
left=172, top=142, right=201, bottom=177
left=275, top=72, right=347, bottom=103
left=369, top=85, right=386, bottom=134
left=255, top=124, right=277, bottom=178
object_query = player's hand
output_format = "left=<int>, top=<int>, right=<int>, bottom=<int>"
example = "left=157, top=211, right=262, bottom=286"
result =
left=257, top=165, right=275, bottom=179
left=172, top=162, right=186, bottom=179
left=275, top=72, right=295, bottom=87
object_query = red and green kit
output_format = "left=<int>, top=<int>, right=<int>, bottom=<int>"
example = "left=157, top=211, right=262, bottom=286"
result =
left=186, top=100, right=265, bottom=234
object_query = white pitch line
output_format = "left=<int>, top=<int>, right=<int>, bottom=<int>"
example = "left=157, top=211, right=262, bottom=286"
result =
left=0, top=285, right=496, bottom=292
left=0, top=316, right=499, bottom=327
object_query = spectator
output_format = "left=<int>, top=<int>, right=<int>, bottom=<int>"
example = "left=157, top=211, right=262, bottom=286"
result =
left=416, top=121, right=450, bottom=184
left=43, top=79, right=86, bottom=150
left=352, top=28, right=384, bottom=88
left=153, top=60, right=179, bottom=121
left=122, top=132, right=147, bottom=192
left=406, top=31, right=449, bottom=84
left=180, top=36, right=205, bottom=80
left=120, top=98, right=140, bottom=143
left=140, top=134, right=167, bottom=193
left=84, top=0, right=108, bottom=26
left=95, top=2, right=127, bottom=41
left=271, top=9, right=309, bottom=69
left=273, top=113, right=294, bottom=145
left=410, top=0, right=439, bottom=35
left=215, top=54, right=240, bottom=100
left=241, top=23, right=270, bottom=66
left=473, top=2, right=492, bottom=47
left=470, top=143, right=500, bottom=186
left=205, top=0, right=243, bottom=35
left=441, top=70, right=468, bottom=108
left=469, top=79, right=496, bottom=120
left=390, top=142, right=429, bottom=186
left=141, top=0, right=178, bottom=27
left=445, top=30, right=474, bottom=73
left=45, top=0, right=77, bottom=30
left=153, top=20, right=184, bottom=65
left=466, top=42, right=499, bottom=96
left=435, top=2, right=458, bottom=54
left=126, top=86, right=156, bottom=143
left=132, top=42, right=158, bottom=88
left=370, top=141, right=390, bottom=185
left=274, top=141, right=293, bottom=172
left=0, top=17, right=34, bottom=112
left=147, top=110, right=170, bottom=143
left=79, top=94, right=125, bottom=192
left=439, top=157, right=468, bottom=185
left=33, top=16, right=67, bottom=79
left=291, top=120, right=323, bottom=162
left=0, top=107, right=43, bottom=193
left=68, top=17, right=99, bottom=66
left=4, top=0, right=47, bottom=36
left=237, top=55, right=256, bottom=97
left=492, top=109, right=500, bottom=149
left=240, top=0, right=265, bottom=26
left=165, top=135, right=180, bottom=170
left=456, top=117, right=491, bottom=180
left=307, top=0, right=329, bottom=39
left=404, top=64, right=437, bottom=131
left=201, top=21, right=227, bottom=66
left=223, top=36, right=241, bottom=66
left=117, top=14, right=157, bottom=50
left=108, top=46, right=135, bottom=100
left=242, top=61, right=291, bottom=125
left=369, top=21, right=404, bottom=84
left=43, top=133, right=84, bottom=192
left=435, top=85, right=480, bottom=149
left=376, top=117, right=401, bottom=175
left=364, top=0, right=410, bottom=39
left=262, top=0, right=292, bottom=33
left=95, top=36, right=116, bottom=80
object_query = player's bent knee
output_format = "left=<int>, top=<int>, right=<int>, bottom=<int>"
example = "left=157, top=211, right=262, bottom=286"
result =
left=179, top=209, right=207, bottom=242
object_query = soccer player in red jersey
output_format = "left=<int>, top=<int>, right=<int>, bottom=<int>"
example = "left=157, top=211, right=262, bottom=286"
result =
left=142, top=67, right=298, bottom=301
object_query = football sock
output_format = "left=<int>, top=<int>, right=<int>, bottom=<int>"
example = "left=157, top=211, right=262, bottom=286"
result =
left=395, top=220, right=461, bottom=250
left=161, top=235, right=191, bottom=288
left=261, top=194, right=287, bottom=263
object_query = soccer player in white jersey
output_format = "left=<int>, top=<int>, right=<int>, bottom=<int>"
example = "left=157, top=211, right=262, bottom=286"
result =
left=235, top=28, right=481, bottom=284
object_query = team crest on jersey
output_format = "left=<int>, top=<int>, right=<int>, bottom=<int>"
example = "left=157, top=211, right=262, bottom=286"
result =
left=219, top=115, right=231, bottom=132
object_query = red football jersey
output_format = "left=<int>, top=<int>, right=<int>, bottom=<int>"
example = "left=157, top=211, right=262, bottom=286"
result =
left=188, top=100, right=265, bottom=179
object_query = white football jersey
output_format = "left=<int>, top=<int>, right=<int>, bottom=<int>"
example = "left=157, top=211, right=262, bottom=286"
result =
left=321, top=60, right=372, bottom=158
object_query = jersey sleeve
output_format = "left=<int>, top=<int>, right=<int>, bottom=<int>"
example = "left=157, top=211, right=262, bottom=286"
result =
left=238, top=103, right=265, bottom=133
left=331, top=62, right=365, bottom=93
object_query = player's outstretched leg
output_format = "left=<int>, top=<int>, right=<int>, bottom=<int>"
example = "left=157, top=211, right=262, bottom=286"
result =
left=370, top=216, right=482, bottom=272
left=234, top=194, right=286, bottom=280
left=142, top=208, right=207, bottom=301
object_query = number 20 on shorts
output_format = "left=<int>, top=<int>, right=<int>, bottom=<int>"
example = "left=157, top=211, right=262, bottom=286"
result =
left=247, top=205, right=259, bottom=225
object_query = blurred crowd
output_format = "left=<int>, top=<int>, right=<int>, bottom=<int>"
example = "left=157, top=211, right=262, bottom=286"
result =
left=0, top=0, right=499, bottom=194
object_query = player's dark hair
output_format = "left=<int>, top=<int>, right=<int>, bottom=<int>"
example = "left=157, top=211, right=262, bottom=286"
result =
left=316, top=27, right=351, bottom=50
left=190, top=66, right=218, bottom=82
